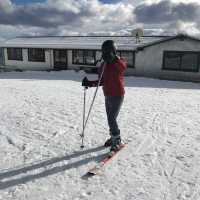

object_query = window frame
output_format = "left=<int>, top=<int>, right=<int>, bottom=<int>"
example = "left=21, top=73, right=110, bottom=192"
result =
left=7, top=48, right=23, bottom=61
left=117, top=50, right=135, bottom=68
left=72, top=49, right=96, bottom=66
left=162, top=51, right=200, bottom=72
left=28, top=48, right=45, bottom=62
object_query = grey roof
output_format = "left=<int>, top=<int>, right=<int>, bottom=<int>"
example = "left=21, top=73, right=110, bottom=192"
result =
left=2, top=34, right=199, bottom=50
left=137, top=34, right=200, bottom=51
left=1, top=35, right=169, bottom=50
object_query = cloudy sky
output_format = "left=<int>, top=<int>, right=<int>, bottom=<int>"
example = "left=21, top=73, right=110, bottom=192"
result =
left=0, top=0, right=200, bottom=41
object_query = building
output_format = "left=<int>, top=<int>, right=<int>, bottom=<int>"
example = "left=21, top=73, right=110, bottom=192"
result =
left=0, top=34, right=200, bottom=82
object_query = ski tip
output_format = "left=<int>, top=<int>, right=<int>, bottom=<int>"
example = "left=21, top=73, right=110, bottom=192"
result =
left=87, top=171, right=97, bottom=176
left=80, top=145, right=85, bottom=149
left=81, top=172, right=96, bottom=180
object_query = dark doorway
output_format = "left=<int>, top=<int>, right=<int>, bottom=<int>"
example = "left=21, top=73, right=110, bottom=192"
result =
left=0, top=48, right=5, bottom=65
left=53, top=49, right=68, bottom=70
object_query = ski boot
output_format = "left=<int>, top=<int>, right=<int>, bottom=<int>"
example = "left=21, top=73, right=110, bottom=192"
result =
left=104, top=137, right=112, bottom=147
left=110, top=136, right=122, bottom=152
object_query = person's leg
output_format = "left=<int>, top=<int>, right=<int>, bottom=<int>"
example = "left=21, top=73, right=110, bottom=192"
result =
left=104, top=96, right=112, bottom=146
left=105, top=96, right=124, bottom=147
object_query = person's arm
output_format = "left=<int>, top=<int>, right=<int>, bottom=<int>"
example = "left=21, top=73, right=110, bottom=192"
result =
left=115, top=57, right=127, bottom=74
left=81, top=63, right=105, bottom=87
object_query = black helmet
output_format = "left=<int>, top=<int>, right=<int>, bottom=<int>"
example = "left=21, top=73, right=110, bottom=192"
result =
left=101, top=40, right=117, bottom=55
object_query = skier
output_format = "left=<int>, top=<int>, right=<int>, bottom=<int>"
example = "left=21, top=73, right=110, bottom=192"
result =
left=82, top=40, right=127, bottom=152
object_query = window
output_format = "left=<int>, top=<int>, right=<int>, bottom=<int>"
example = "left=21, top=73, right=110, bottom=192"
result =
left=72, top=50, right=96, bottom=65
left=85, top=50, right=95, bottom=65
left=163, top=51, right=199, bottom=72
left=181, top=53, right=199, bottom=71
left=96, top=51, right=102, bottom=61
left=28, top=48, right=45, bottom=62
left=73, top=50, right=84, bottom=64
left=117, top=51, right=135, bottom=68
left=7, top=48, right=22, bottom=61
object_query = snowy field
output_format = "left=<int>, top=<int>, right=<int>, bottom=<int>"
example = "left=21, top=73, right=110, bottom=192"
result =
left=0, top=70, right=200, bottom=200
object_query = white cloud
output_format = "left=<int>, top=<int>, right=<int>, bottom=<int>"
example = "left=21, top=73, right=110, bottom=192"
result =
left=141, top=0, right=200, bottom=4
left=166, top=20, right=200, bottom=36
left=0, top=0, right=13, bottom=12
left=0, top=0, right=200, bottom=39
left=47, top=0, right=80, bottom=13
left=171, top=0, right=200, bottom=4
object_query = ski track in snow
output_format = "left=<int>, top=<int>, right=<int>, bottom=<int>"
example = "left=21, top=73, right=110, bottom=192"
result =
left=0, top=71, right=200, bottom=200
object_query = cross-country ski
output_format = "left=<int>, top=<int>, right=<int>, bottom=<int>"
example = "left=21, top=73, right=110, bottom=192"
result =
left=83, top=144, right=126, bottom=178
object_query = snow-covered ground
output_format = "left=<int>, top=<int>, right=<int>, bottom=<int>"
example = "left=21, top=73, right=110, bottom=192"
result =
left=0, top=70, right=200, bottom=200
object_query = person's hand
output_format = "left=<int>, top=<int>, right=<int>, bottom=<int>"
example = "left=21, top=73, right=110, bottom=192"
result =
left=82, top=77, right=92, bottom=87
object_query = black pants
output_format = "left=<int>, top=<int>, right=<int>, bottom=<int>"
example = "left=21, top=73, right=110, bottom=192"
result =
left=105, top=96, right=124, bottom=137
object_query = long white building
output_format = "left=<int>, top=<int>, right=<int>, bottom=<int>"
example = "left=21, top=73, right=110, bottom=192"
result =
left=0, top=34, right=200, bottom=82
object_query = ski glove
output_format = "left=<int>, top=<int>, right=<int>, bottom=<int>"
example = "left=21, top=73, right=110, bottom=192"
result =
left=82, top=77, right=93, bottom=87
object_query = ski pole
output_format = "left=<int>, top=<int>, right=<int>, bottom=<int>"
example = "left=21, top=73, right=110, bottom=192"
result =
left=81, top=86, right=87, bottom=148
left=80, top=61, right=106, bottom=149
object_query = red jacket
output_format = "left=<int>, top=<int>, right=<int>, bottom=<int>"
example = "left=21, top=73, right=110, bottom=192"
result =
left=91, top=58, right=127, bottom=96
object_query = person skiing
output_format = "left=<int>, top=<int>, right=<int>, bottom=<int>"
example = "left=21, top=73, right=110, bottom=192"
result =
left=82, top=40, right=127, bottom=152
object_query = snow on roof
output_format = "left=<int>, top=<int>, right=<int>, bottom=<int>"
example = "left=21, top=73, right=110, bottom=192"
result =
left=1, top=36, right=169, bottom=50
left=0, top=40, right=5, bottom=48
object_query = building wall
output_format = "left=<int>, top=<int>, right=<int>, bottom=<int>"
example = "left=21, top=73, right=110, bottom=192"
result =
left=4, top=48, right=53, bottom=70
left=125, top=64, right=136, bottom=76
left=50, top=49, right=54, bottom=68
left=134, top=38, right=200, bottom=81
left=4, top=48, right=100, bottom=71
